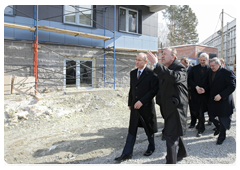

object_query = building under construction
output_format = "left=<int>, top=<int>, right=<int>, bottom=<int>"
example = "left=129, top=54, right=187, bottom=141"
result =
left=4, top=5, right=168, bottom=93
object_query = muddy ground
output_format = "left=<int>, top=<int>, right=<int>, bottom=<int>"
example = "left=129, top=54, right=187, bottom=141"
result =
left=4, top=87, right=164, bottom=164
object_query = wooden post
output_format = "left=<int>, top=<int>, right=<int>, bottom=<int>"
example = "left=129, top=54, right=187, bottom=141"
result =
left=220, top=9, right=224, bottom=58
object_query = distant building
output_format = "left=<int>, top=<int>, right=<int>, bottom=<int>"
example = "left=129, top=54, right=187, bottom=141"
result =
left=158, top=44, right=218, bottom=66
left=200, top=19, right=236, bottom=71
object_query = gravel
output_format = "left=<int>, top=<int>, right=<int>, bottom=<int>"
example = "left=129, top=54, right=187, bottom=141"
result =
left=4, top=88, right=236, bottom=164
left=71, top=88, right=238, bottom=166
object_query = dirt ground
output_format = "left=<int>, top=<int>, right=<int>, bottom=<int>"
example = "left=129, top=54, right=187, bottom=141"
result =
left=4, top=87, right=164, bottom=164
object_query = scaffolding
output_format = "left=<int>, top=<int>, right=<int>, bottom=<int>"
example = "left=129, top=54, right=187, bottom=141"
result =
left=4, top=5, right=158, bottom=94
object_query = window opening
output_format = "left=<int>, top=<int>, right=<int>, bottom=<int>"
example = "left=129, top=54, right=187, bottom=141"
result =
left=66, top=60, right=76, bottom=87
left=64, top=59, right=94, bottom=88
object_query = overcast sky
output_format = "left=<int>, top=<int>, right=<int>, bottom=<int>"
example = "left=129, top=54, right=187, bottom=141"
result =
left=158, top=4, right=237, bottom=43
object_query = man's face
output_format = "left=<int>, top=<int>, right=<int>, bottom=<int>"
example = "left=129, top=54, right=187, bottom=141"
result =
left=199, top=56, right=208, bottom=67
left=162, top=49, right=174, bottom=67
left=181, top=60, right=188, bottom=68
left=210, top=62, right=220, bottom=72
left=136, top=54, right=147, bottom=70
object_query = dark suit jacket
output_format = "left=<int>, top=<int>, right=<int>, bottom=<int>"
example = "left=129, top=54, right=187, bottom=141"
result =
left=187, top=64, right=193, bottom=74
left=208, top=67, right=236, bottom=118
left=188, top=64, right=210, bottom=113
left=154, top=59, right=188, bottom=137
left=128, top=67, right=159, bottom=136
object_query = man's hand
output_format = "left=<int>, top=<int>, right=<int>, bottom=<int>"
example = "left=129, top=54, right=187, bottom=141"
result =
left=128, top=106, right=131, bottom=110
left=134, top=101, right=143, bottom=109
left=214, top=94, right=222, bottom=101
left=196, top=86, right=205, bottom=94
left=146, top=51, right=158, bottom=64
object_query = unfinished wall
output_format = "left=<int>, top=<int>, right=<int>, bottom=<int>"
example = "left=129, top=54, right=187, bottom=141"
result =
left=4, top=40, right=139, bottom=92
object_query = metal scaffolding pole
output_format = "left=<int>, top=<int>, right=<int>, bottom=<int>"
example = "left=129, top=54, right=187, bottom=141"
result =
left=113, top=5, right=116, bottom=89
left=104, top=5, right=116, bottom=89
left=33, top=5, right=39, bottom=95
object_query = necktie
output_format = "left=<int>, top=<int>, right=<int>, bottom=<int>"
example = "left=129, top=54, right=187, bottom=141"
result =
left=137, top=71, right=141, bottom=79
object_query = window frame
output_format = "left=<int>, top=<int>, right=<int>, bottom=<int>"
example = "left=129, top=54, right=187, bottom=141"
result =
left=119, top=6, right=138, bottom=34
left=63, top=5, right=93, bottom=27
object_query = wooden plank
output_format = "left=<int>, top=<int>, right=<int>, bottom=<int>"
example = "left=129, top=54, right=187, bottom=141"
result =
left=4, top=23, right=35, bottom=32
left=4, top=75, right=12, bottom=95
left=105, top=46, right=158, bottom=53
left=4, top=22, right=111, bottom=41
left=37, top=25, right=111, bottom=41
left=12, top=76, right=35, bottom=95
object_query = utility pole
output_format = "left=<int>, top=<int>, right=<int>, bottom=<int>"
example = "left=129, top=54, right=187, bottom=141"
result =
left=220, top=9, right=224, bottom=59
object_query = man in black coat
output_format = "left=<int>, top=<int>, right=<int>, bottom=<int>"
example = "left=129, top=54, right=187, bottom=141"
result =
left=188, top=53, right=211, bottom=137
left=147, top=48, right=188, bottom=164
left=181, top=57, right=196, bottom=128
left=114, top=53, right=159, bottom=162
left=208, top=57, right=236, bottom=145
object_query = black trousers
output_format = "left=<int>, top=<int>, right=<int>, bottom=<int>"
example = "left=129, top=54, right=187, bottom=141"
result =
left=122, top=132, right=155, bottom=155
left=194, top=108, right=205, bottom=132
left=210, top=116, right=231, bottom=141
left=189, top=110, right=197, bottom=126
left=165, top=136, right=187, bottom=164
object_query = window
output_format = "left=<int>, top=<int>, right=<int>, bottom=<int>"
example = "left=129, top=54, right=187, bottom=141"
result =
left=64, top=5, right=93, bottom=27
left=64, top=58, right=95, bottom=88
left=4, top=5, right=14, bottom=15
left=119, top=7, right=138, bottom=33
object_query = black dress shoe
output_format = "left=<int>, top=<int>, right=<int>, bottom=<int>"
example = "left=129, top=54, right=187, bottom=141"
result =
left=214, top=130, right=220, bottom=136
left=144, top=150, right=154, bottom=156
left=189, top=125, right=195, bottom=128
left=196, top=131, right=203, bottom=137
left=162, top=135, right=166, bottom=141
left=213, top=127, right=217, bottom=131
left=177, top=155, right=187, bottom=161
left=207, top=121, right=212, bottom=125
left=114, top=154, right=132, bottom=162
left=227, top=124, right=231, bottom=130
left=216, top=139, right=224, bottom=145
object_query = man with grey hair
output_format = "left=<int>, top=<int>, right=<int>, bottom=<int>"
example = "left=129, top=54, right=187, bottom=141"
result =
left=188, top=53, right=211, bottom=137
left=208, top=57, right=236, bottom=144
left=146, top=48, right=188, bottom=164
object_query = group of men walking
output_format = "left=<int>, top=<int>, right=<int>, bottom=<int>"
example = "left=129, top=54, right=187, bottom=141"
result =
left=114, top=48, right=236, bottom=164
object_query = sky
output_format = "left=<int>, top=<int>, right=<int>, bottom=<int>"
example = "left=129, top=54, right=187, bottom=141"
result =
left=158, top=4, right=237, bottom=43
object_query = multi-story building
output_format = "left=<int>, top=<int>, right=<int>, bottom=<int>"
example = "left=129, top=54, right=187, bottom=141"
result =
left=4, top=5, right=168, bottom=92
left=200, top=19, right=236, bottom=71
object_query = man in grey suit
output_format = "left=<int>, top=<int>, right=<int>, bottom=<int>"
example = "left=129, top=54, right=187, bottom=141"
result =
left=181, top=57, right=195, bottom=128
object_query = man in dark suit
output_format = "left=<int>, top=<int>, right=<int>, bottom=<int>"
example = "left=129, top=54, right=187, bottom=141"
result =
left=188, top=53, right=210, bottom=137
left=147, top=48, right=188, bottom=164
left=208, top=57, right=236, bottom=145
left=114, top=53, right=159, bottom=162
left=181, top=57, right=196, bottom=128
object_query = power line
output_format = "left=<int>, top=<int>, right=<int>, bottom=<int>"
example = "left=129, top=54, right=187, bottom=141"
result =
left=209, top=12, right=222, bottom=46
left=224, top=12, right=235, bottom=19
